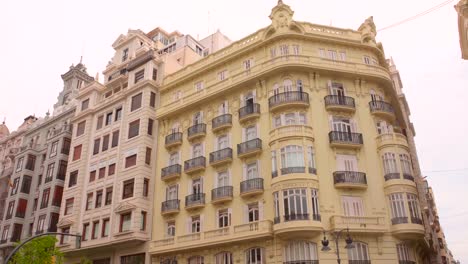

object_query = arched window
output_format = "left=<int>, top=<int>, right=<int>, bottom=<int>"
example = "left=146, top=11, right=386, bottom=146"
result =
left=347, top=242, right=370, bottom=262
left=283, top=79, right=293, bottom=92
left=245, top=248, right=264, bottom=264
left=188, top=256, right=204, bottom=264
left=283, top=241, right=318, bottom=263
left=215, top=252, right=233, bottom=264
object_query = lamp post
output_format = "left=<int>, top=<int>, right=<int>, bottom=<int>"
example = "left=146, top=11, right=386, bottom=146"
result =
left=321, top=228, right=354, bottom=264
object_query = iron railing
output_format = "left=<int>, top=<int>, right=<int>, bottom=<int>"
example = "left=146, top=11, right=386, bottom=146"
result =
left=161, top=199, right=180, bottom=212
left=209, top=148, right=233, bottom=164
left=324, top=95, right=355, bottom=108
left=185, top=193, right=205, bottom=207
left=165, top=132, right=183, bottom=146
left=184, top=156, right=206, bottom=172
left=238, top=103, right=260, bottom=119
left=211, top=186, right=233, bottom=200
left=403, top=174, right=414, bottom=182
left=237, top=138, right=262, bottom=155
left=240, top=178, right=264, bottom=194
left=333, top=171, right=367, bottom=185
left=161, top=164, right=182, bottom=179
left=212, top=114, right=232, bottom=129
left=411, top=217, right=423, bottom=225
left=269, top=91, right=309, bottom=108
left=384, top=173, right=400, bottom=181
left=187, top=124, right=206, bottom=138
left=283, top=261, right=319, bottom=264
left=284, top=213, right=309, bottom=221
left=281, top=167, right=305, bottom=175
left=328, top=131, right=363, bottom=145
left=391, top=217, right=408, bottom=225
left=369, top=101, right=394, bottom=114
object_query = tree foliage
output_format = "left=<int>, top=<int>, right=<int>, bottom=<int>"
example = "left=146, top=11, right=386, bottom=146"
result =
left=10, top=236, right=63, bottom=264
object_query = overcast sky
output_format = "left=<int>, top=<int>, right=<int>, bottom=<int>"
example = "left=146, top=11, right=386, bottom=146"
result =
left=1, top=0, right=467, bottom=261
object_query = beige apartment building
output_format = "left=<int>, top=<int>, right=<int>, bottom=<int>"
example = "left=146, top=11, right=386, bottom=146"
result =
left=57, top=27, right=230, bottom=264
left=148, top=2, right=454, bottom=264
left=455, top=0, right=468, bottom=59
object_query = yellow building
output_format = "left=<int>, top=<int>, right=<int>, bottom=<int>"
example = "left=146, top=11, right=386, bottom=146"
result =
left=149, top=2, right=441, bottom=264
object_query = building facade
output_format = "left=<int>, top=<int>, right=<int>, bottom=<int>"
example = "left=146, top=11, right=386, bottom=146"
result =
left=57, top=28, right=230, bottom=264
left=455, top=0, right=468, bottom=59
left=0, top=63, right=93, bottom=263
left=149, top=2, right=453, bottom=264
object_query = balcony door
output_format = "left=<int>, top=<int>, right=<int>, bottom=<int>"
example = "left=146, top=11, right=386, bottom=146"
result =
left=370, top=89, right=383, bottom=102
left=337, top=155, right=357, bottom=172
left=193, top=112, right=203, bottom=125
left=245, top=93, right=254, bottom=107
left=245, top=126, right=257, bottom=141
left=332, top=117, right=352, bottom=133
left=166, top=185, right=178, bottom=201
left=341, top=196, right=364, bottom=217
left=169, top=152, right=179, bottom=165
left=283, top=79, right=293, bottom=92
left=330, top=82, right=345, bottom=97
left=192, top=178, right=202, bottom=195
left=192, top=144, right=203, bottom=158
left=216, top=171, right=229, bottom=188
left=246, top=162, right=258, bottom=180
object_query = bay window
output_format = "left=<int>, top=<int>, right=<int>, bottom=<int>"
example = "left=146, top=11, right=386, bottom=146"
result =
left=283, top=241, right=318, bottom=263
left=389, top=193, right=408, bottom=224
left=281, top=145, right=305, bottom=174
left=283, top=189, right=308, bottom=221
left=272, top=112, right=306, bottom=128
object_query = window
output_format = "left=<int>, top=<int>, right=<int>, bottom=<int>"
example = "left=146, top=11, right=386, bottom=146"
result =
left=32, top=198, right=38, bottom=212
left=217, top=135, right=229, bottom=150
left=166, top=221, right=175, bottom=237
left=271, top=151, right=277, bottom=176
left=60, top=226, right=70, bottom=244
left=121, top=254, right=145, bottom=264
left=292, top=45, right=300, bottom=55
left=52, top=185, right=63, bottom=207
left=243, top=59, right=253, bottom=70
left=15, top=157, right=24, bottom=172
left=57, top=160, right=67, bottom=180
left=45, top=163, right=54, bottom=182
left=120, top=212, right=131, bottom=232
left=192, top=143, right=203, bottom=158
left=122, top=48, right=129, bottom=62
left=81, top=99, right=89, bottom=111
left=284, top=241, right=318, bottom=263
left=128, top=119, right=140, bottom=139
left=274, top=192, right=280, bottom=222
left=11, top=178, right=20, bottom=195
left=72, top=145, right=82, bottom=161
left=194, top=81, right=204, bottom=91
left=95, top=190, right=103, bottom=208
left=216, top=171, right=230, bottom=188
left=86, top=193, right=93, bottom=210
left=319, top=48, right=326, bottom=58
left=328, top=50, right=338, bottom=60
left=134, top=69, right=145, bottom=84
left=400, top=154, right=413, bottom=177
left=115, top=107, right=122, bottom=121
left=245, top=162, right=258, bottom=180
left=388, top=193, right=407, bottom=222
left=188, top=256, right=204, bottom=264
left=283, top=189, right=308, bottom=220
left=382, top=152, right=399, bottom=178
left=270, top=47, right=277, bottom=57
left=218, top=70, right=227, bottom=81
left=40, top=188, right=50, bottom=209
left=407, top=193, right=421, bottom=222
left=96, top=115, right=104, bottom=130
left=37, top=175, right=42, bottom=188
left=112, top=130, right=120, bottom=147
left=145, top=147, right=152, bottom=165
left=108, top=163, right=116, bottom=176
left=363, top=56, right=371, bottom=65
left=122, top=179, right=134, bottom=199
left=245, top=248, right=263, bottom=264
left=25, top=155, right=36, bottom=170
left=99, top=167, right=106, bottom=179
left=339, top=51, right=346, bottom=61
left=218, top=209, right=231, bottom=228
left=143, top=178, right=149, bottom=197
left=248, top=203, right=259, bottom=222
left=281, top=145, right=305, bottom=170
left=347, top=242, right=370, bottom=261
left=100, top=134, right=110, bottom=152
left=307, top=146, right=316, bottom=173
left=245, top=125, right=257, bottom=141
left=89, top=170, right=96, bottom=182
left=280, top=45, right=289, bottom=56
left=64, top=198, right=74, bottom=215
left=272, top=112, right=307, bottom=128
left=93, top=138, right=101, bottom=155
left=50, top=141, right=58, bottom=157
left=69, top=170, right=78, bottom=187
left=61, top=138, right=71, bottom=154
left=105, top=187, right=113, bottom=205
left=397, top=244, right=415, bottom=262
left=148, top=119, right=154, bottom=135
left=152, top=68, right=158, bottom=81
left=37, top=214, right=46, bottom=232
left=342, top=196, right=364, bottom=217
left=20, top=176, right=32, bottom=194
left=82, top=223, right=90, bottom=241
left=215, top=252, right=232, bottom=264
left=1, top=226, right=9, bottom=241
left=6, top=201, right=15, bottom=219
left=131, top=93, right=143, bottom=111
left=191, top=215, right=201, bottom=233
left=102, top=218, right=110, bottom=237
left=150, top=92, right=156, bottom=107
left=92, top=221, right=99, bottom=239
left=141, top=211, right=147, bottom=231
left=336, top=154, right=358, bottom=171
left=125, top=154, right=137, bottom=168
left=105, top=112, right=112, bottom=126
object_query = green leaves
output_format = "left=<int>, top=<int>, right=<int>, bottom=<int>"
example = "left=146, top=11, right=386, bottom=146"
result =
left=11, top=236, right=63, bottom=264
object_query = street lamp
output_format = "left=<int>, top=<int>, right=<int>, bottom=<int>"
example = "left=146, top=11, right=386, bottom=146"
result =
left=321, top=228, right=354, bottom=264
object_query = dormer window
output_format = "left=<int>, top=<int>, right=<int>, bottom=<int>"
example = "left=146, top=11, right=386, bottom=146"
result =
left=122, top=48, right=129, bottom=62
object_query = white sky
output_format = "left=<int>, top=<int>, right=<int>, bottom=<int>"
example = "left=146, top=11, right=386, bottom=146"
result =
left=1, top=0, right=467, bottom=261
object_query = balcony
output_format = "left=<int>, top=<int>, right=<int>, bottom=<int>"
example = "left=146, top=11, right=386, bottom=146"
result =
left=399, top=261, right=416, bottom=264
left=185, top=193, right=205, bottom=210
left=284, top=213, right=309, bottom=222
left=211, top=186, right=233, bottom=204
left=324, top=95, right=355, bottom=112
left=161, top=164, right=182, bottom=181
left=268, top=92, right=309, bottom=111
left=161, top=199, right=180, bottom=216
left=369, top=101, right=395, bottom=119
left=150, top=220, right=273, bottom=254
left=184, top=156, right=206, bottom=174
left=281, top=167, right=305, bottom=175
left=240, top=178, right=264, bottom=197
left=238, top=103, right=260, bottom=123
left=411, top=217, right=423, bottom=225
left=403, top=174, right=414, bottom=182
left=384, top=173, right=400, bottom=181
left=237, top=138, right=262, bottom=158
left=106, top=69, right=128, bottom=88
left=390, top=217, right=425, bottom=239
left=392, top=217, right=408, bottom=225
left=209, top=148, right=233, bottom=167
left=349, top=261, right=371, bottom=264
left=328, top=131, right=363, bottom=148
left=269, top=125, right=314, bottom=144
left=212, top=114, right=232, bottom=132
left=165, top=132, right=183, bottom=148
left=375, top=133, right=409, bottom=150
left=330, top=215, right=386, bottom=233
left=187, top=124, right=206, bottom=141
left=333, top=171, right=367, bottom=189
left=284, top=261, right=319, bottom=264
left=273, top=213, right=322, bottom=238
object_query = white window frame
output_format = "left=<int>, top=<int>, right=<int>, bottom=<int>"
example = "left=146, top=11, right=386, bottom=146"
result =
left=388, top=193, right=407, bottom=219
left=245, top=248, right=263, bottom=264
left=283, top=241, right=318, bottom=262
left=347, top=242, right=370, bottom=261
left=280, top=145, right=305, bottom=169
left=283, top=188, right=308, bottom=218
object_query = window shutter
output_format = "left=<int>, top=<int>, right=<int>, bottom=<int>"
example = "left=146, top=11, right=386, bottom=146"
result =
left=165, top=186, right=169, bottom=200
left=200, top=177, right=204, bottom=192
left=243, top=205, right=249, bottom=223
left=186, top=217, right=191, bottom=233
left=200, top=214, right=204, bottom=232
left=351, top=119, right=358, bottom=133
left=252, top=89, right=257, bottom=102
left=214, top=137, right=218, bottom=151
left=214, top=173, right=218, bottom=188
left=256, top=160, right=261, bottom=179
left=200, top=111, right=204, bottom=123
left=239, top=94, right=244, bottom=107
left=242, top=127, right=246, bottom=141
left=328, top=115, right=334, bottom=130
left=188, top=180, right=193, bottom=195
left=259, top=201, right=264, bottom=220
left=228, top=208, right=233, bottom=226
left=327, top=80, right=332, bottom=94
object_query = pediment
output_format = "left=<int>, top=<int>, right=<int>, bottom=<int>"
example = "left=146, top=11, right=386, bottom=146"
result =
left=114, top=201, right=137, bottom=213
left=112, top=34, right=127, bottom=48
left=57, top=217, right=74, bottom=228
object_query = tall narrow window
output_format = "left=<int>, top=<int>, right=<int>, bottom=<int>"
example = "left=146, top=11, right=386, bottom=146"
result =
left=143, top=178, right=149, bottom=197
left=148, top=118, right=154, bottom=135
left=105, top=187, right=113, bottom=205
left=382, top=152, right=399, bottom=180
left=105, top=112, right=113, bottom=126
left=64, top=198, right=74, bottom=215
left=271, top=151, right=277, bottom=177
left=81, top=99, right=89, bottom=111
left=166, top=221, right=176, bottom=237
left=283, top=241, right=318, bottom=263
left=388, top=193, right=408, bottom=224
left=61, top=138, right=71, bottom=154
left=112, top=130, right=120, bottom=147
left=280, top=145, right=305, bottom=173
left=347, top=242, right=370, bottom=262
left=397, top=244, right=415, bottom=263
left=273, top=192, right=280, bottom=223
left=92, top=221, right=99, bottom=239
left=57, top=160, right=67, bottom=180
left=407, top=193, right=422, bottom=224
left=307, top=146, right=316, bottom=174
left=341, top=196, right=364, bottom=217
left=96, top=115, right=104, bottom=130
left=400, top=154, right=413, bottom=178
left=115, top=107, right=122, bottom=121
left=82, top=223, right=90, bottom=241
left=102, top=218, right=110, bottom=237
left=311, top=189, right=320, bottom=221
left=245, top=248, right=263, bottom=264
left=76, top=121, right=86, bottom=137
left=150, top=92, right=156, bottom=107
left=69, top=170, right=78, bottom=187
left=141, top=211, right=147, bottom=231
left=120, top=213, right=132, bottom=232
left=95, top=190, right=103, bottom=208
left=248, top=203, right=259, bottom=222
left=218, top=209, right=231, bottom=228
left=128, top=119, right=140, bottom=139
left=40, top=188, right=50, bottom=209
left=134, top=69, right=145, bottom=84
left=191, top=216, right=201, bottom=233
left=145, top=147, right=152, bottom=165
left=102, top=134, right=110, bottom=152
left=130, top=93, right=143, bottom=111
left=72, top=145, right=82, bottom=161
left=86, top=193, right=93, bottom=210
left=283, top=189, right=308, bottom=221
left=122, top=179, right=134, bottom=199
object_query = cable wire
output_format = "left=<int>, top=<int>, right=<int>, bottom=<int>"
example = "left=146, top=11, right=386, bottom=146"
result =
left=378, top=0, right=456, bottom=32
